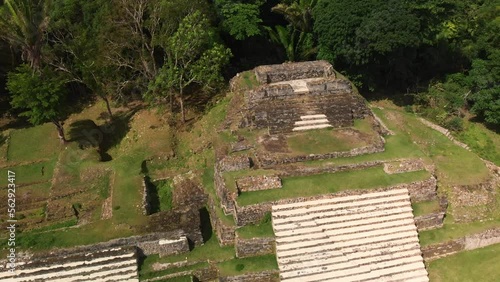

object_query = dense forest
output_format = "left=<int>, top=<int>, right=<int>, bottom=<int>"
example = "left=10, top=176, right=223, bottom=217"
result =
left=0, top=0, right=498, bottom=138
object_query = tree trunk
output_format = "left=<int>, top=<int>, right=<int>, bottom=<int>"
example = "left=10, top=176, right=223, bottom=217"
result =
left=103, top=96, right=113, bottom=119
left=53, top=121, right=67, bottom=143
left=179, top=95, right=186, bottom=123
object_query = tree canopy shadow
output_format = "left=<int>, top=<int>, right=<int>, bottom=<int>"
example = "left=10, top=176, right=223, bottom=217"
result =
left=67, top=106, right=140, bottom=161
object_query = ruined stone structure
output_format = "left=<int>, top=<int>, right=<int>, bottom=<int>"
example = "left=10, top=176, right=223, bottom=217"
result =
left=245, top=61, right=370, bottom=134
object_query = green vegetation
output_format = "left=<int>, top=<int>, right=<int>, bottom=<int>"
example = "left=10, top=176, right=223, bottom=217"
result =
left=287, top=128, right=367, bottom=155
left=428, top=243, right=500, bottom=282
left=419, top=217, right=500, bottom=247
left=456, top=120, right=500, bottom=165
left=7, top=123, right=59, bottom=162
left=236, top=221, right=274, bottom=239
left=217, top=254, right=278, bottom=276
left=412, top=200, right=440, bottom=217
left=0, top=159, right=56, bottom=186
left=238, top=167, right=430, bottom=206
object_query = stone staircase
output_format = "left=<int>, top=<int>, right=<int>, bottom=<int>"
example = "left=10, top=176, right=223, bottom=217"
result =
left=292, top=114, right=333, bottom=132
left=272, top=188, right=428, bottom=282
left=0, top=246, right=139, bottom=282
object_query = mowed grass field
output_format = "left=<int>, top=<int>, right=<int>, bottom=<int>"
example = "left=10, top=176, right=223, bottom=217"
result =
left=427, top=243, right=500, bottom=282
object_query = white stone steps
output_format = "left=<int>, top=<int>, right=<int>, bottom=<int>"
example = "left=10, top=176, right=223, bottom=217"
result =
left=50, top=265, right=138, bottom=282
left=282, top=259, right=425, bottom=282
left=389, top=272, right=429, bottom=282
left=272, top=193, right=409, bottom=219
left=276, top=217, right=416, bottom=244
left=276, top=224, right=417, bottom=252
left=274, top=209, right=413, bottom=236
left=280, top=247, right=422, bottom=274
left=277, top=229, right=418, bottom=258
left=343, top=261, right=427, bottom=281
left=279, top=239, right=420, bottom=265
left=272, top=188, right=408, bottom=212
left=274, top=204, right=412, bottom=231
left=272, top=199, right=410, bottom=226
left=293, top=124, right=333, bottom=131
left=300, top=114, right=327, bottom=120
left=281, top=251, right=424, bottom=279
left=9, top=252, right=136, bottom=276
left=294, top=119, right=330, bottom=126
left=12, top=259, right=137, bottom=281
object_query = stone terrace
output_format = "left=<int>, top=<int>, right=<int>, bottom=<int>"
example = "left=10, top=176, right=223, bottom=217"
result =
left=245, top=61, right=370, bottom=134
left=272, top=188, right=428, bottom=282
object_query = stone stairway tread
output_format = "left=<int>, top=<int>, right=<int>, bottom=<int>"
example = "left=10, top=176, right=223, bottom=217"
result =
left=272, top=192, right=409, bottom=218
left=274, top=210, right=413, bottom=237
left=276, top=217, right=416, bottom=244
left=300, top=114, right=327, bottom=120
left=272, top=188, right=409, bottom=211
left=294, top=119, right=330, bottom=126
left=293, top=124, right=333, bottom=131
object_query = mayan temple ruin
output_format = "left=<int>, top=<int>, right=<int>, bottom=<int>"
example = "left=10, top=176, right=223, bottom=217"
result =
left=2, top=61, right=499, bottom=282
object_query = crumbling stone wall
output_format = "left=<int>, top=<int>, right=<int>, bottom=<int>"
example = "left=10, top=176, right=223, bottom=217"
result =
left=219, top=270, right=279, bottom=282
left=235, top=235, right=275, bottom=258
left=407, top=176, right=437, bottom=202
left=145, top=207, right=204, bottom=246
left=414, top=212, right=445, bottom=231
left=236, top=175, right=282, bottom=193
left=214, top=163, right=237, bottom=214
left=138, top=236, right=189, bottom=257
left=421, top=227, right=500, bottom=261
left=254, top=61, right=333, bottom=84
left=207, top=195, right=235, bottom=246
left=384, top=159, right=425, bottom=174
left=219, top=155, right=251, bottom=172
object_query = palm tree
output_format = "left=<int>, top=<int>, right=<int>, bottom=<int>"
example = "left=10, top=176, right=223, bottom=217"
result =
left=271, top=0, right=317, bottom=33
left=0, top=0, right=50, bottom=70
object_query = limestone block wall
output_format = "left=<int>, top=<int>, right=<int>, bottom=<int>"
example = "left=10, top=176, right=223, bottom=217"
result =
left=214, top=163, right=237, bottom=214
left=207, top=195, right=236, bottom=246
left=254, top=60, right=333, bottom=84
left=421, top=227, right=500, bottom=261
left=236, top=175, right=282, bottom=193
left=219, top=155, right=251, bottom=172
left=235, top=235, right=275, bottom=258
left=138, top=236, right=189, bottom=257
left=407, top=176, right=437, bottom=202
left=414, top=212, right=445, bottom=231
left=219, top=270, right=279, bottom=282
left=145, top=208, right=204, bottom=246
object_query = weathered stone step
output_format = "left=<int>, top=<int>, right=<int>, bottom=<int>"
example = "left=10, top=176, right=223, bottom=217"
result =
left=389, top=272, right=429, bottom=282
left=274, top=205, right=413, bottom=234
left=273, top=194, right=410, bottom=218
left=277, top=229, right=418, bottom=258
left=280, top=247, right=422, bottom=274
left=272, top=199, right=410, bottom=226
left=282, top=260, right=425, bottom=282
left=279, top=239, right=420, bottom=265
left=281, top=251, right=424, bottom=279
left=300, top=114, right=327, bottom=120
left=11, top=259, right=137, bottom=282
left=353, top=263, right=428, bottom=282
left=293, top=124, right=333, bottom=131
left=276, top=224, right=417, bottom=252
left=294, top=119, right=330, bottom=126
left=52, top=265, right=138, bottom=282
left=272, top=188, right=409, bottom=213
left=276, top=217, right=416, bottom=244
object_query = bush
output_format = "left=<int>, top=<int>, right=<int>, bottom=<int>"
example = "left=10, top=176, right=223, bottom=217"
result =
left=235, top=263, right=245, bottom=272
left=445, top=117, right=464, bottom=132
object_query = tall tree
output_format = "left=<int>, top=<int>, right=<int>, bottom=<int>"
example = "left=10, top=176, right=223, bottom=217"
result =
left=0, top=0, right=50, bottom=70
left=214, top=0, right=263, bottom=40
left=146, top=11, right=231, bottom=122
left=7, top=64, right=69, bottom=142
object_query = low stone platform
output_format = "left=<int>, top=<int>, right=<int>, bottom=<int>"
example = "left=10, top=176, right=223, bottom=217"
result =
left=272, top=188, right=428, bottom=282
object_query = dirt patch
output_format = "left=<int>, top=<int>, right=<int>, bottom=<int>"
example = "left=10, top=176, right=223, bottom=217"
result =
left=258, top=134, right=289, bottom=153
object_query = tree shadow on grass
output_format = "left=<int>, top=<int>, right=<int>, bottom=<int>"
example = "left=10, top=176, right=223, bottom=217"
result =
left=199, top=207, right=213, bottom=243
left=67, top=106, right=140, bottom=161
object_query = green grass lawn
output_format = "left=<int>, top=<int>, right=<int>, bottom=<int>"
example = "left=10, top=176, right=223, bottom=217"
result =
left=372, top=107, right=490, bottom=186
left=427, top=243, right=500, bottom=282
left=7, top=123, right=60, bottom=162
left=456, top=119, right=500, bottom=166
left=412, top=200, right=441, bottom=217
left=0, top=158, right=57, bottom=186
left=287, top=127, right=368, bottom=155
left=217, top=254, right=278, bottom=276
left=237, top=167, right=430, bottom=206
left=236, top=221, right=274, bottom=239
